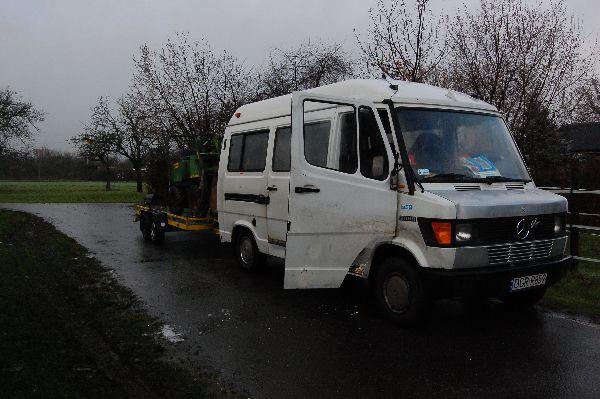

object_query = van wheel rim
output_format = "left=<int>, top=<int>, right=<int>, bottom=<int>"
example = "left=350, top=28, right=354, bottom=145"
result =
left=239, top=237, right=254, bottom=265
left=384, top=273, right=410, bottom=313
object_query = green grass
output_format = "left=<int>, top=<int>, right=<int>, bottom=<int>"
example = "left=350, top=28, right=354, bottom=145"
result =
left=0, top=180, right=145, bottom=203
left=0, top=210, right=233, bottom=398
left=543, top=232, right=600, bottom=322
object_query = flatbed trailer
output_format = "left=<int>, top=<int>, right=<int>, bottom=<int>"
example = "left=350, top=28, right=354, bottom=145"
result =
left=134, top=204, right=218, bottom=244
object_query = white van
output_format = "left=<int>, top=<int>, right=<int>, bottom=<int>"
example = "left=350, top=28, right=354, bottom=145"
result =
left=217, top=79, right=570, bottom=325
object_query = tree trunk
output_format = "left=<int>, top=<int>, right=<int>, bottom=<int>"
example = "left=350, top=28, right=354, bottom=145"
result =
left=104, top=162, right=111, bottom=191
left=135, top=168, right=143, bottom=193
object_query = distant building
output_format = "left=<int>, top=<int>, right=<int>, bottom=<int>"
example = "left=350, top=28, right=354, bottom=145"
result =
left=559, top=122, right=600, bottom=153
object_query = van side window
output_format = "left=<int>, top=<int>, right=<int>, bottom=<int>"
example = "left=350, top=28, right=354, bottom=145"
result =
left=242, top=131, right=269, bottom=171
left=227, top=130, right=269, bottom=172
left=359, top=107, right=389, bottom=180
left=304, top=121, right=331, bottom=168
left=303, top=100, right=358, bottom=174
left=272, top=126, right=291, bottom=172
left=227, top=134, right=243, bottom=171
left=335, top=112, right=358, bottom=173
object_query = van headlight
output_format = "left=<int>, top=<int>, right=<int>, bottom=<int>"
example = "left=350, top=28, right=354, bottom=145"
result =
left=419, top=219, right=479, bottom=247
left=455, top=223, right=476, bottom=242
left=554, top=214, right=565, bottom=235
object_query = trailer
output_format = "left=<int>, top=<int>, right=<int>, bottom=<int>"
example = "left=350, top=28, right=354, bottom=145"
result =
left=135, top=151, right=219, bottom=244
left=134, top=204, right=218, bottom=244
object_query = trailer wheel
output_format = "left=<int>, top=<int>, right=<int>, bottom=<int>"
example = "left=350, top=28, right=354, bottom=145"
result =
left=141, top=220, right=152, bottom=242
left=374, top=257, right=431, bottom=326
left=501, top=287, right=546, bottom=308
left=235, top=230, right=265, bottom=271
left=150, top=220, right=165, bottom=245
left=140, top=216, right=152, bottom=242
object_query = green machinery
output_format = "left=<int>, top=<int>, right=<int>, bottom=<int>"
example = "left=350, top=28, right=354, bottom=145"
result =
left=168, top=152, right=219, bottom=217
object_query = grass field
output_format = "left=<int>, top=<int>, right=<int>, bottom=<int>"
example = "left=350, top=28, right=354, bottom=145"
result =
left=543, top=232, right=600, bottom=322
left=0, top=180, right=145, bottom=203
left=0, top=209, right=231, bottom=398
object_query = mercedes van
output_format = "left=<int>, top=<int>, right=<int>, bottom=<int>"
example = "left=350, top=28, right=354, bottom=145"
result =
left=217, top=79, right=570, bottom=325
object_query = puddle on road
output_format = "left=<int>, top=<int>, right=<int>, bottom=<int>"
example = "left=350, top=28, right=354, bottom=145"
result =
left=161, top=325, right=184, bottom=343
left=541, top=309, right=600, bottom=328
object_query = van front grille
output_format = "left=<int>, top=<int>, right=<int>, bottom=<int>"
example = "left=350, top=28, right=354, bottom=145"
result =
left=478, top=214, right=555, bottom=244
left=486, top=239, right=554, bottom=265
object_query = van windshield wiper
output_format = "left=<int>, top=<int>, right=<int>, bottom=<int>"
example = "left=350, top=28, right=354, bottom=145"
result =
left=420, top=173, right=473, bottom=183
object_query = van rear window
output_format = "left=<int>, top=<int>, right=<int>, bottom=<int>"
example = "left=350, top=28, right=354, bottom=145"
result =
left=227, top=130, right=269, bottom=172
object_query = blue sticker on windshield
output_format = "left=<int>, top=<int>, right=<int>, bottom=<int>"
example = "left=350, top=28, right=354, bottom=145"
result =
left=417, top=168, right=430, bottom=176
left=461, top=154, right=501, bottom=177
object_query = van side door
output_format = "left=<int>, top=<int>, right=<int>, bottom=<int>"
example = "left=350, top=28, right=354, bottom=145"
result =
left=266, top=125, right=292, bottom=258
left=284, top=93, right=397, bottom=289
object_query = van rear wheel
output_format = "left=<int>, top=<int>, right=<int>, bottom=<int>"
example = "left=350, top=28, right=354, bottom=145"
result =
left=235, top=231, right=265, bottom=271
left=374, top=257, right=431, bottom=326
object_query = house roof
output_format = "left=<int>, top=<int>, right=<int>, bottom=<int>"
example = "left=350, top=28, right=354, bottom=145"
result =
left=229, top=79, right=498, bottom=126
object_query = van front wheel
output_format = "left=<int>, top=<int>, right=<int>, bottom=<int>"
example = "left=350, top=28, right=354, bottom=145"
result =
left=235, top=231, right=265, bottom=271
left=374, top=257, right=431, bottom=326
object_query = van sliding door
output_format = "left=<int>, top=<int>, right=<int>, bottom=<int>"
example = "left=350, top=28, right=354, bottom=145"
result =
left=284, top=93, right=397, bottom=289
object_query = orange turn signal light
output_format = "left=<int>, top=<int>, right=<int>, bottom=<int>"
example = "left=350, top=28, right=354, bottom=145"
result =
left=431, top=222, right=452, bottom=245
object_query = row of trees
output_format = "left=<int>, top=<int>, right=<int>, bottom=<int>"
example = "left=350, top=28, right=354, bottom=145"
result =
left=4, top=0, right=595, bottom=190
left=74, top=0, right=599, bottom=192
left=357, top=0, right=598, bottom=179
left=72, top=36, right=354, bottom=192
left=0, top=148, right=136, bottom=181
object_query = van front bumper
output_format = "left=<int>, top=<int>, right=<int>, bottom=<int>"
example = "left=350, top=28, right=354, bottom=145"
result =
left=420, top=256, right=572, bottom=299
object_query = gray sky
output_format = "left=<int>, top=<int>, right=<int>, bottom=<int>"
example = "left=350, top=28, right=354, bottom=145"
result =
left=1, top=0, right=598, bottom=151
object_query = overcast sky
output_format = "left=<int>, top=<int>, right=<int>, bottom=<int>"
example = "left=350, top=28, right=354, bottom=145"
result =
left=1, top=0, right=598, bottom=151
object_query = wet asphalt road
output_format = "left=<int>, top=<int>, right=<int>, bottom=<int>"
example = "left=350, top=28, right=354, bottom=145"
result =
left=3, top=203, right=600, bottom=399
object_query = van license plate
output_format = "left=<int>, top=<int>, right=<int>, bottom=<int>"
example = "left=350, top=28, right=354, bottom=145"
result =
left=509, top=273, right=547, bottom=292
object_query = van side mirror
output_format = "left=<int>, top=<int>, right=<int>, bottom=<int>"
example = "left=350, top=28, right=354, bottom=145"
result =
left=389, top=153, right=402, bottom=191
left=390, top=170, right=399, bottom=190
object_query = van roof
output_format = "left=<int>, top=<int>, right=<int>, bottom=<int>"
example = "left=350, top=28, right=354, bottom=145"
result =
left=229, top=79, right=498, bottom=126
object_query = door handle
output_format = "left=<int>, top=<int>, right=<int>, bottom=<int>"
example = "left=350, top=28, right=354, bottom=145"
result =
left=266, top=185, right=277, bottom=192
left=295, top=186, right=320, bottom=193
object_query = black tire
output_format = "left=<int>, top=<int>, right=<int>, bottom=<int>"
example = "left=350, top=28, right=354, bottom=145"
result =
left=150, top=220, right=165, bottom=245
left=141, top=220, right=152, bottom=242
left=140, top=215, right=153, bottom=242
left=234, top=230, right=265, bottom=271
left=502, top=287, right=546, bottom=308
left=374, top=257, right=432, bottom=326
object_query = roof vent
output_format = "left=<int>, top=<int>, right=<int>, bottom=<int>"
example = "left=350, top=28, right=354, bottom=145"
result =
left=506, top=183, right=525, bottom=190
left=454, top=184, right=481, bottom=191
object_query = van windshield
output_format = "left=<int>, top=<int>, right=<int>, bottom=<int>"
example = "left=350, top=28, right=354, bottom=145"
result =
left=395, top=108, right=531, bottom=183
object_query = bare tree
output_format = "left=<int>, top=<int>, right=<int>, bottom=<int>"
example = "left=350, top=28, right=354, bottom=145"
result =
left=92, top=94, right=155, bottom=192
left=0, top=88, right=45, bottom=154
left=445, top=0, right=596, bottom=142
left=258, top=40, right=354, bottom=99
left=575, top=78, right=600, bottom=122
left=355, top=0, right=445, bottom=83
left=71, top=128, right=116, bottom=190
left=132, top=33, right=253, bottom=151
